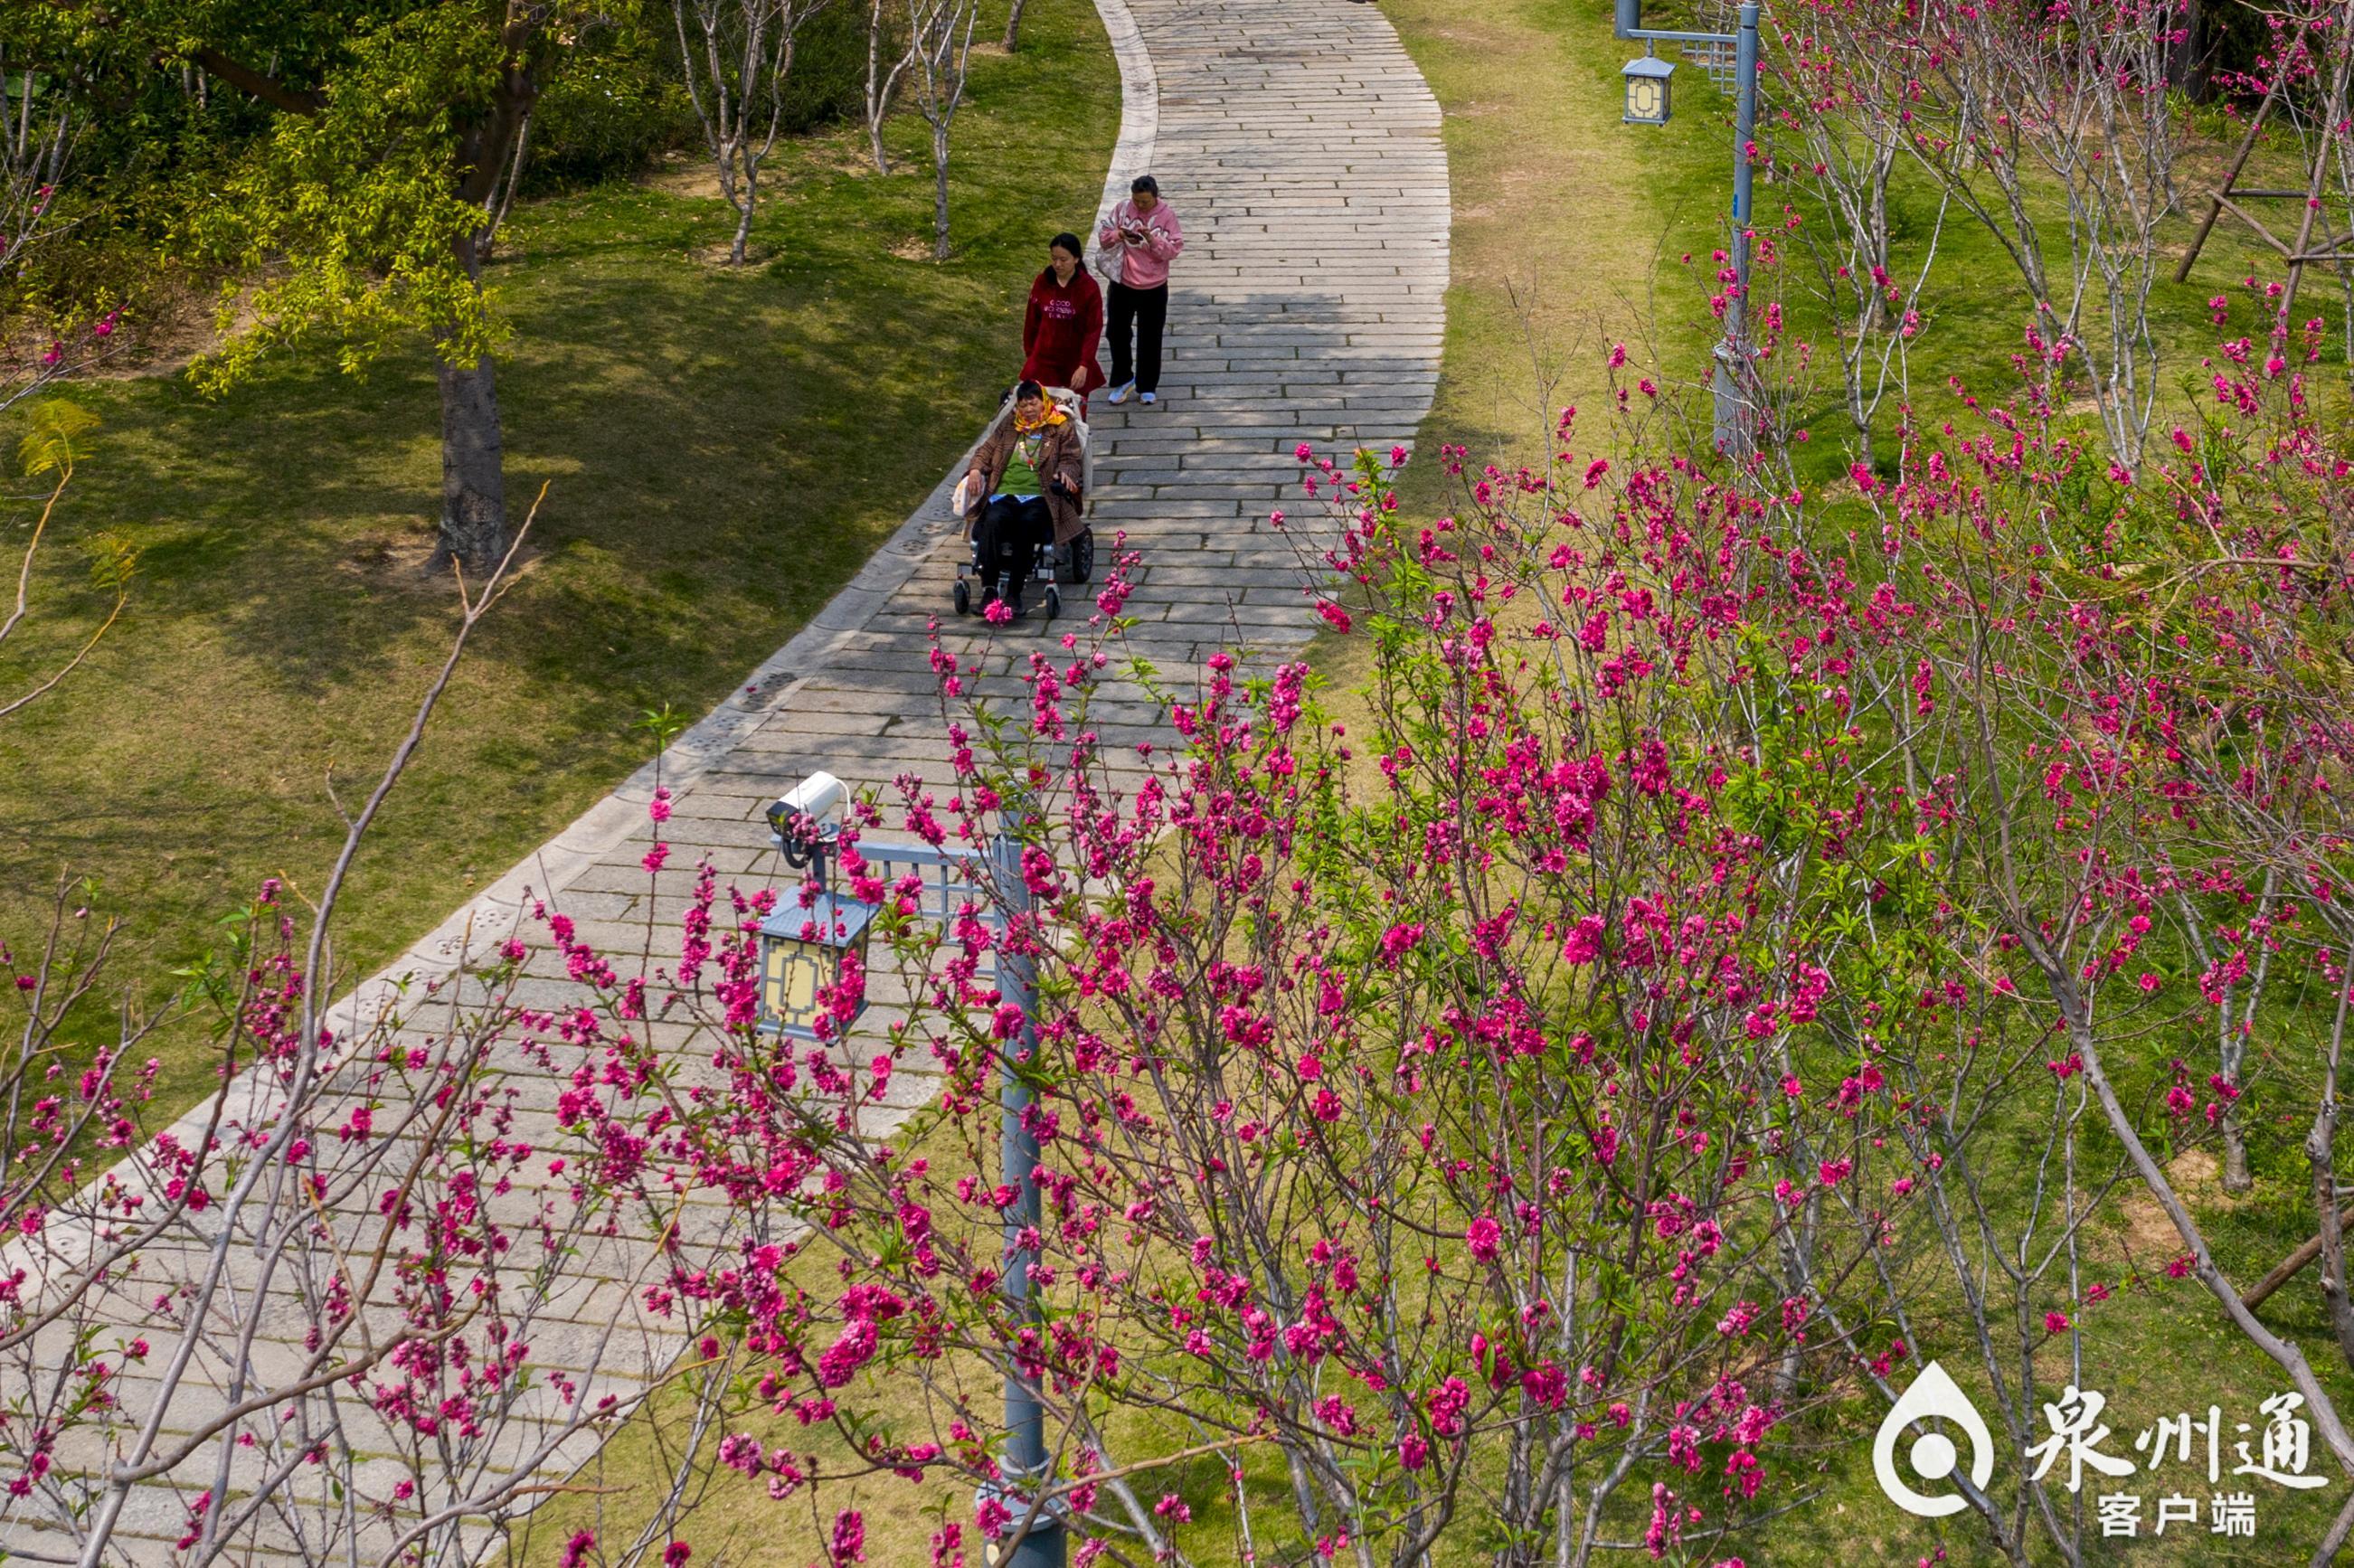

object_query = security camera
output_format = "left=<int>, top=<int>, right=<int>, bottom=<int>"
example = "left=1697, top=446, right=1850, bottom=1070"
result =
left=767, top=770, right=849, bottom=852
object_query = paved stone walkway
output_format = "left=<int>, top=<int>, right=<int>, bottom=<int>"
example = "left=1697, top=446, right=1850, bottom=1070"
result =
left=10, top=4, right=1445, bottom=1562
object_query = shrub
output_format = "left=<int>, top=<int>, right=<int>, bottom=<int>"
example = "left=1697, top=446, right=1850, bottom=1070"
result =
left=525, top=24, right=695, bottom=194
left=777, top=3, right=879, bottom=137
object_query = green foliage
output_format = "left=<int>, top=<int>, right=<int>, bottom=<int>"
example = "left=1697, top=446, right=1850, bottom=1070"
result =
left=0, top=3, right=365, bottom=323
left=18, top=401, right=99, bottom=478
left=81, top=531, right=140, bottom=599
left=525, top=17, right=695, bottom=194
left=189, top=6, right=521, bottom=385
left=634, top=700, right=688, bottom=751
left=777, top=1, right=881, bottom=136
left=5, top=0, right=893, bottom=370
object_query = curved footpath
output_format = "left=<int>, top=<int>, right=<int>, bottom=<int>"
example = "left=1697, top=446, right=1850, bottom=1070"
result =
left=12, top=3, right=1447, bottom=1561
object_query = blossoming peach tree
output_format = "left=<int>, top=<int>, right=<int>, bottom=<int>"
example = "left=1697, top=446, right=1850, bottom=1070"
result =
left=1706, top=287, right=2354, bottom=1563
left=14, top=333, right=2354, bottom=1568
left=0, top=515, right=762, bottom=1568
left=721, top=324, right=2354, bottom=1568
left=599, top=394, right=2058, bottom=1568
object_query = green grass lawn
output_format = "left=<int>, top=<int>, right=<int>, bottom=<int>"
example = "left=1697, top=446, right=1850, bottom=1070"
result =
left=0, top=0, right=1117, bottom=1120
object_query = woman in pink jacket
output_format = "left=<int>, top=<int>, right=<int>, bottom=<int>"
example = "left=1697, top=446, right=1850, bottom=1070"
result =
left=1096, top=174, right=1185, bottom=407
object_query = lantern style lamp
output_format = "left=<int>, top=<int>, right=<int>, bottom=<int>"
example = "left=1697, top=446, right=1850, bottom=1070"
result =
left=758, top=770, right=873, bottom=1041
left=1621, top=53, right=1675, bottom=126
left=757, top=891, right=875, bottom=1040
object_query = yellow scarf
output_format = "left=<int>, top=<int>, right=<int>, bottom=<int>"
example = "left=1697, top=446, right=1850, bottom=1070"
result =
left=1013, top=401, right=1067, bottom=434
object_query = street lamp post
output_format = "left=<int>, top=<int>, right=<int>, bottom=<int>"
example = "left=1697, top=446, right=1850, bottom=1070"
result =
left=987, top=826, right=1060, bottom=1568
left=759, top=775, right=1065, bottom=1568
left=1614, top=0, right=1763, bottom=456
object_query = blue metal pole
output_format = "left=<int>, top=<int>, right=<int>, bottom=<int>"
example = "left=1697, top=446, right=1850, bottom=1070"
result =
left=1714, top=2, right=1762, bottom=455
left=991, top=824, right=1064, bottom=1568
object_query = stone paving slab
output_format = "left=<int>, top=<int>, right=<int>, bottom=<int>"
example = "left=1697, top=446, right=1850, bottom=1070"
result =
left=4, top=2, right=1445, bottom=1562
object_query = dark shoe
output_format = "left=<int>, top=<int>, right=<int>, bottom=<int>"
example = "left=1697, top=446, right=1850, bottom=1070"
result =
left=1006, top=581, right=1026, bottom=617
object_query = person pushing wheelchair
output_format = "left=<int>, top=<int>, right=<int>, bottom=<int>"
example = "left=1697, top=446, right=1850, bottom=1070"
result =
left=961, top=380, right=1084, bottom=618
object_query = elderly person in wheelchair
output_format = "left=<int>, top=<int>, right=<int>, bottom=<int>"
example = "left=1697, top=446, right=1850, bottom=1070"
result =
left=955, top=379, right=1092, bottom=620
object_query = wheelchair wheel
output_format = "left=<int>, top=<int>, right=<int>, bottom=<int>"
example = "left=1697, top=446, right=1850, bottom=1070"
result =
left=1058, top=529, right=1095, bottom=586
left=952, top=580, right=971, bottom=617
left=1044, top=584, right=1062, bottom=622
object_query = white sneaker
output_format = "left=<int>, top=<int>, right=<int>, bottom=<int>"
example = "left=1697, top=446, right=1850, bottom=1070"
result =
left=1139, top=391, right=1158, bottom=406
left=1108, top=382, right=1134, bottom=404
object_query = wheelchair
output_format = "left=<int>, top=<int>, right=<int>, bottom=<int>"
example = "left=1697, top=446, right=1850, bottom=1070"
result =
left=950, top=384, right=1097, bottom=623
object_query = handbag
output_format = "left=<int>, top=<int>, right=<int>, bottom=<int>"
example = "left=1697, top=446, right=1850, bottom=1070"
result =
left=1091, top=202, right=1127, bottom=286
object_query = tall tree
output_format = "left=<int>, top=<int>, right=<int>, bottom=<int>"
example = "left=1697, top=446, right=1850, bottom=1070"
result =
left=902, top=0, right=976, bottom=260
left=184, top=3, right=580, bottom=573
left=676, top=0, right=827, bottom=266
left=861, top=0, right=912, bottom=173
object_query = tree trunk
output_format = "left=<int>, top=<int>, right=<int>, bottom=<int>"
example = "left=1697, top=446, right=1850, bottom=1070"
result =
left=724, top=145, right=756, bottom=266
left=2224, top=1108, right=2255, bottom=1192
left=730, top=185, right=756, bottom=265
left=2312, top=980, right=2354, bottom=1370
left=1774, top=1189, right=1820, bottom=1405
left=1848, top=364, right=1875, bottom=470
left=479, top=109, right=533, bottom=262
left=931, top=120, right=952, bottom=260
left=2167, top=0, right=2212, bottom=100
left=865, top=0, right=893, bottom=173
left=433, top=354, right=509, bottom=573
left=2218, top=878, right=2276, bottom=1194
left=2310, top=1110, right=2354, bottom=1370
left=431, top=59, right=534, bottom=576
left=1002, top=0, right=1029, bottom=52
left=1866, top=156, right=1892, bottom=332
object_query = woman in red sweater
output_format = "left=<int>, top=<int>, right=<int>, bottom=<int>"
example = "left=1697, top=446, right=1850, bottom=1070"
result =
left=1020, top=233, right=1104, bottom=409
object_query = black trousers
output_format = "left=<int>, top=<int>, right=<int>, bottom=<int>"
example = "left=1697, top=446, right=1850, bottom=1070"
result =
left=1106, top=280, right=1169, bottom=394
left=976, top=496, right=1053, bottom=591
